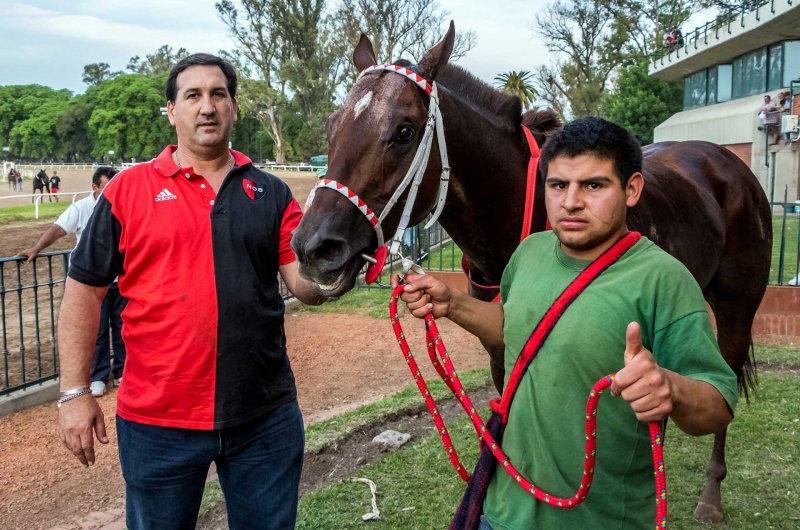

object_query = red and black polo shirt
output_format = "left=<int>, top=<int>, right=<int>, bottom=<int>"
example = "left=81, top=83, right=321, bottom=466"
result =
left=69, top=145, right=302, bottom=430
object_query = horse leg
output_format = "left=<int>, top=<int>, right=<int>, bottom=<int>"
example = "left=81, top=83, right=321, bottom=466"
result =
left=695, top=428, right=728, bottom=523
left=694, top=289, right=759, bottom=523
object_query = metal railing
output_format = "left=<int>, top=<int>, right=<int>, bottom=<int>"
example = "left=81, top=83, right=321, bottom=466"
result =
left=651, top=0, right=788, bottom=69
left=355, top=221, right=460, bottom=290
left=0, top=251, right=70, bottom=396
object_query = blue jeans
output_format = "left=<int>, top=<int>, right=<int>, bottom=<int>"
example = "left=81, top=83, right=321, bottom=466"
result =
left=117, top=399, right=304, bottom=530
left=478, top=515, right=494, bottom=530
left=90, top=284, right=127, bottom=382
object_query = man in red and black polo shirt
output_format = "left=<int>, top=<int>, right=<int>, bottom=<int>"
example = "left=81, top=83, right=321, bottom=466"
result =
left=56, top=53, right=325, bottom=530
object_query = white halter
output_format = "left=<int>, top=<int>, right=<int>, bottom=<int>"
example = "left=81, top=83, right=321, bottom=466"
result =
left=314, top=64, right=451, bottom=267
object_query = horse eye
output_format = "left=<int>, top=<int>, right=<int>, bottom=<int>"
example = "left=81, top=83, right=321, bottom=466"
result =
left=396, top=125, right=415, bottom=143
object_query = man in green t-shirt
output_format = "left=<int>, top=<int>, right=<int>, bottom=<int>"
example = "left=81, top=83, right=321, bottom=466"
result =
left=394, top=117, right=737, bottom=529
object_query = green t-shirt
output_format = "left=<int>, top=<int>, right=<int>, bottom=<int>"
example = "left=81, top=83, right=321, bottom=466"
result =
left=483, top=232, right=738, bottom=530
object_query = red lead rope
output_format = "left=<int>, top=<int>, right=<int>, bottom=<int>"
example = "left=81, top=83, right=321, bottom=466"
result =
left=388, top=288, right=668, bottom=528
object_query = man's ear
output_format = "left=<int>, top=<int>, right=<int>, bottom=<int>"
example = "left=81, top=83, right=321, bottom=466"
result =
left=626, top=172, right=644, bottom=207
left=166, top=100, right=176, bottom=126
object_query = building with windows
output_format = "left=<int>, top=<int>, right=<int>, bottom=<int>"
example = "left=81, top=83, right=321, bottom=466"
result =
left=650, top=0, right=800, bottom=202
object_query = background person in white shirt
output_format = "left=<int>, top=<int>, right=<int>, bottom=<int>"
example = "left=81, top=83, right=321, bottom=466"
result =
left=18, top=167, right=126, bottom=397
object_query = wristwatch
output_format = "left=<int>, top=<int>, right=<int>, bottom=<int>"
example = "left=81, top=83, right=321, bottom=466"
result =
left=57, top=386, right=91, bottom=408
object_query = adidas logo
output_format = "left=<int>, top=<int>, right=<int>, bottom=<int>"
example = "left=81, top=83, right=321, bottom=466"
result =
left=155, top=188, right=177, bottom=202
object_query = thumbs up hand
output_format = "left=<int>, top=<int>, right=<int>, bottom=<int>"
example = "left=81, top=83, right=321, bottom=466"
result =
left=610, top=322, right=674, bottom=423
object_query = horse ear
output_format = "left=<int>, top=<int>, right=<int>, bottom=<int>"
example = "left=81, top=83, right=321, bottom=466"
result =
left=417, top=21, right=455, bottom=81
left=353, top=34, right=378, bottom=73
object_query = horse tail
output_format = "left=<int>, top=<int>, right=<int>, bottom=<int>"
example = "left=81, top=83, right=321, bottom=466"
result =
left=740, top=338, right=758, bottom=404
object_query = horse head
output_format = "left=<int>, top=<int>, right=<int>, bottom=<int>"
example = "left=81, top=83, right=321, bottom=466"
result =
left=292, top=23, right=457, bottom=296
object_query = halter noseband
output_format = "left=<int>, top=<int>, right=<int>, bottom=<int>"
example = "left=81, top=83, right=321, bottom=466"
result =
left=313, top=64, right=451, bottom=281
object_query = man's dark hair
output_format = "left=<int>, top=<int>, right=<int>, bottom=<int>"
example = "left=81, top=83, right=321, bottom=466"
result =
left=93, top=166, right=118, bottom=187
left=539, top=117, right=643, bottom=188
left=166, top=53, right=237, bottom=103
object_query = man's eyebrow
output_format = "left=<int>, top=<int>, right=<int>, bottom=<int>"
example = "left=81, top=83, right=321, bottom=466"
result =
left=545, top=175, right=614, bottom=184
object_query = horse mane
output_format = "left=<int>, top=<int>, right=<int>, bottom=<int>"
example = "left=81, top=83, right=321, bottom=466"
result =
left=393, top=60, right=563, bottom=141
left=522, top=109, right=563, bottom=146
left=433, top=64, right=522, bottom=132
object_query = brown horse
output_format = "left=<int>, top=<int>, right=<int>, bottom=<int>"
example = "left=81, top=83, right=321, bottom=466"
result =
left=291, top=24, right=772, bottom=524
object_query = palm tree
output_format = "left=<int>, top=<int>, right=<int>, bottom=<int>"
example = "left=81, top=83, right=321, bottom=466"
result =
left=494, top=71, right=538, bottom=111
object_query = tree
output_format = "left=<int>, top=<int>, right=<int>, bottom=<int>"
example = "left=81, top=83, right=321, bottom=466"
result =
left=127, top=45, right=190, bottom=76
left=82, top=63, right=121, bottom=86
left=334, top=0, right=476, bottom=77
left=605, top=61, right=683, bottom=145
left=494, top=71, right=538, bottom=111
left=609, top=0, right=692, bottom=59
left=84, top=74, right=175, bottom=161
left=0, top=85, right=72, bottom=158
left=217, top=0, right=292, bottom=163
left=9, top=99, right=70, bottom=159
left=56, top=99, right=93, bottom=161
left=218, top=0, right=353, bottom=163
left=533, top=0, right=628, bottom=120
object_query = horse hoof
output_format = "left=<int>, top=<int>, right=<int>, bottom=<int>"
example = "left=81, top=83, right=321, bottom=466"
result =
left=694, top=501, right=725, bottom=524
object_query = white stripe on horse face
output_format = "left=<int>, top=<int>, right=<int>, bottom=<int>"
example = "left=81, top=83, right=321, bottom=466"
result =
left=354, top=91, right=373, bottom=120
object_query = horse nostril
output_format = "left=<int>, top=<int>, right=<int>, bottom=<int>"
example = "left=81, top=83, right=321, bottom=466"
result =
left=309, top=238, right=350, bottom=266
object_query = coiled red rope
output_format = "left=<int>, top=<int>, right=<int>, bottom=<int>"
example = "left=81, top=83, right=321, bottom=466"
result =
left=388, top=285, right=668, bottom=528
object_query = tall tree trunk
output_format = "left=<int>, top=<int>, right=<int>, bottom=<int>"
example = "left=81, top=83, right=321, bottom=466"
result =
left=267, top=105, right=287, bottom=164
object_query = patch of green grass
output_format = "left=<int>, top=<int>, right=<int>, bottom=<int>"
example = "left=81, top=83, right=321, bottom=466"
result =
left=755, top=343, right=800, bottom=366
left=296, top=373, right=800, bottom=529
left=199, top=368, right=492, bottom=518
left=297, top=409, right=482, bottom=530
left=298, top=288, right=392, bottom=319
left=0, top=201, right=71, bottom=225
left=305, top=367, right=491, bottom=453
left=420, top=242, right=463, bottom=272
left=772, top=215, right=800, bottom=285
left=199, top=479, right=224, bottom=517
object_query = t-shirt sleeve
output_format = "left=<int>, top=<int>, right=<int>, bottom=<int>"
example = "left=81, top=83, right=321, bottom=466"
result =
left=68, top=195, right=124, bottom=287
left=54, top=204, right=81, bottom=234
left=278, top=198, right=303, bottom=266
left=651, top=275, right=739, bottom=413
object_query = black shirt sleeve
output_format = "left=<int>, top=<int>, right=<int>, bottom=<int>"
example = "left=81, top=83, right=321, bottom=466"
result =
left=68, top=195, right=125, bottom=287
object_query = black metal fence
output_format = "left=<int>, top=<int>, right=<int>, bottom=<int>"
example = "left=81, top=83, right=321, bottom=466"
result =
left=2, top=203, right=797, bottom=396
left=0, top=251, right=70, bottom=396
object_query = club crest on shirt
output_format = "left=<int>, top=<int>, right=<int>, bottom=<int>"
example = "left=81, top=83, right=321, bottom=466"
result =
left=242, top=179, right=265, bottom=201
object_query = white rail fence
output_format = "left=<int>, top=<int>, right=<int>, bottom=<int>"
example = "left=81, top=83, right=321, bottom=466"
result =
left=0, top=191, right=93, bottom=219
left=2, top=162, right=141, bottom=181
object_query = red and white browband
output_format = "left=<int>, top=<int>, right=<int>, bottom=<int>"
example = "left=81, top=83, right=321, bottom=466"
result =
left=314, top=63, right=451, bottom=282
left=357, top=64, right=433, bottom=95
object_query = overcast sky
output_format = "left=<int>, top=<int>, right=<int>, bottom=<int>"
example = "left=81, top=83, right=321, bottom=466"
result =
left=0, top=1, right=714, bottom=94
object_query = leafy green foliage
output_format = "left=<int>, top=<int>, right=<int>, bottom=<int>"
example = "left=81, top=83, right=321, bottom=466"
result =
left=127, top=45, right=189, bottom=76
left=56, top=99, right=93, bottom=162
left=293, top=373, right=800, bottom=529
left=82, top=63, right=121, bottom=86
left=606, top=61, right=683, bottom=145
left=84, top=74, right=176, bottom=161
left=494, top=71, right=537, bottom=111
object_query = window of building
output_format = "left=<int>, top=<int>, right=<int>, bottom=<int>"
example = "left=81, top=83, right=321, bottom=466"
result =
left=682, top=40, right=800, bottom=110
left=684, top=70, right=708, bottom=109
left=707, top=66, right=718, bottom=105
left=784, top=41, right=800, bottom=88
left=732, top=56, right=743, bottom=100
left=717, top=64, right=732, bottom=102
left=768, top=43, right=783, bottom=91
left=742, top=47, right=767, bottom=97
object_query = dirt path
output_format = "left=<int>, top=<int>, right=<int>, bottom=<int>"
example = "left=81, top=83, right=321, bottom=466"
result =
left=0, top=311, right=487, bottom=530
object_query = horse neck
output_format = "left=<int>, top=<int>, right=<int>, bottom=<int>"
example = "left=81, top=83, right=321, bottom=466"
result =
left=435, top=93, right=545, bottom=286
